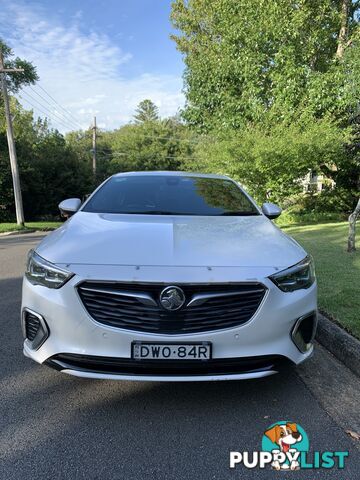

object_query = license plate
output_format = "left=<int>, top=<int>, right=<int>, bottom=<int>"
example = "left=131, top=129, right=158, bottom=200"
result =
left=132, top=342, right=212, bottom=360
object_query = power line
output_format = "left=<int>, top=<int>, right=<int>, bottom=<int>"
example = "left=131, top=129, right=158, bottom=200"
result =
left=35, top=83, right=84, bottom=128
left=28, top=86, right=81, bottom=128
left=19, top=91, right=77, bottom=130
left=20, top=90, right=80, bottom=130
left=18, top=93, right=77, bottom=131
left=119, top=133, right=200, bottom=144
left=97, top=151, right=196, bottom=161
left=19, top=91, right=79, bottom=131
left=28, top=85, right=83, bottom=130
left=164, top=155, right=196, bottom=160
left=94, top=133, right=202, bottom=145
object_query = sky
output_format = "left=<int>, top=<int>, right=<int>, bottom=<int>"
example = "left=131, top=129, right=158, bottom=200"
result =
left=0, top=0, right=185, bottom=132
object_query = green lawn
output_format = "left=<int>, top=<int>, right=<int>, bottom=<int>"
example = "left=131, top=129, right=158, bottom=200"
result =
left=0, top=221, right=61, bottom=234
left=284, top=222, right=360, bottom=338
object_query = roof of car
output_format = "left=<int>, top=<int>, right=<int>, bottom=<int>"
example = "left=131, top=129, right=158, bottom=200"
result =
left=113, top=171, right=232, bottom=180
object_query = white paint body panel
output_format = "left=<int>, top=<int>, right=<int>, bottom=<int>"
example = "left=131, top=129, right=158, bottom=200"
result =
left=21, top=172, right=317, bottom=381
left=36, top=212, right=305, bottom=269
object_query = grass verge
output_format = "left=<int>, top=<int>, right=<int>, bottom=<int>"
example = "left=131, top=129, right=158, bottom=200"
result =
left=0, top=221, right=61, bottom=234
left=284, top=222, right=360, bottom=338
left=275, top=211, right=347, bottom=228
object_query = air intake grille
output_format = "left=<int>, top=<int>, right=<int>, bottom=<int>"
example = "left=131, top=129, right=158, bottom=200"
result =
left=25, top=311, right=41, bottom=340
left=78, top=282, right=267, bottom=334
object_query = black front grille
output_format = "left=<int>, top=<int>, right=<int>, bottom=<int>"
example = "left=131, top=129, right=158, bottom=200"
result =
left=46, top=353, right=290, bottom=376
left=78, top=282, right=267, bottom=334
left=25, top=312, right=41, bottom=341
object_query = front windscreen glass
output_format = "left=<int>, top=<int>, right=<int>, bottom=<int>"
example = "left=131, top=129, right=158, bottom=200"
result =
left=82, top=175, right=259, bottom=216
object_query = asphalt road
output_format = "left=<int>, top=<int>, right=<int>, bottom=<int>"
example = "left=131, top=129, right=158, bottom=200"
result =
left=0, top=233, right=359, bottom=480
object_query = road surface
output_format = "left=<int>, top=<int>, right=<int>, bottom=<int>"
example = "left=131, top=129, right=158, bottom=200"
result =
left=0, top=233, right=359, bottom=479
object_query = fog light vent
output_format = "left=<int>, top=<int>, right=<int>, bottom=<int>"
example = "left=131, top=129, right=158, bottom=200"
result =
left=291, top=312, right=317, bottom=353
left=22, top=309, right=49, bottom=350
left=25, top=312, right=40, bottom=340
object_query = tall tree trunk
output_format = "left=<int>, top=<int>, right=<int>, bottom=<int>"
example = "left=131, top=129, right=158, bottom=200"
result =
left=348, top=198, right=360, bottom=252
left=336, top=0, right=350, bottom=59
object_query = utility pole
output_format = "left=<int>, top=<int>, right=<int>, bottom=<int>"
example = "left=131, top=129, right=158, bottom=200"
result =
left=92, top=116, right=97, bottom=176
left=0, top=51, right=25, bottom=226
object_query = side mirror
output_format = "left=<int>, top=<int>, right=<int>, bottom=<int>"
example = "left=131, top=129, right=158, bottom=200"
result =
left=58, top=198, right=81, bottom=217
left=262, top=202, right=282, bottom=219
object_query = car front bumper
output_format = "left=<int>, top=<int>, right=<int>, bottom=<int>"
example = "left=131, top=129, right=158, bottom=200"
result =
left=21, top=264, right=317, bottom=381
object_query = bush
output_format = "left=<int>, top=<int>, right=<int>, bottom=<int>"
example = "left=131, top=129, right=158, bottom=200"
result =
left=276, top=211, right=347, bottom=227
left=187, top=113, right=352, bottom=206
left=0, top=106, right=93, bottom=222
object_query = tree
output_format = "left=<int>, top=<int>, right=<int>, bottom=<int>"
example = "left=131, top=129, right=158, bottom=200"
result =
left=0, top=38, right=38, bottom=92
left=106, top=117, right=195, bottom=174
left=348, top=198, right=360, bottom=252
left=0, top=99, right=92, bottom=221
left=185, top=113, right=350, bottom=204
left=171, top=0, right=360, bottom=208
left=336, top=0, right=351, bottom=59
left=134, top=99, right=159, bottom=124
left=171, top=0, right=360, bottom=131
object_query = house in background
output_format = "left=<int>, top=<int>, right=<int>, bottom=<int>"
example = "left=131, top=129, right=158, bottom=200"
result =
left=301, top=169, right=336, bottom=193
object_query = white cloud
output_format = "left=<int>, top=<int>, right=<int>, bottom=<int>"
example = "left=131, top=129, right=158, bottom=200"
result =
left=0, top=0, right=184, bottom=132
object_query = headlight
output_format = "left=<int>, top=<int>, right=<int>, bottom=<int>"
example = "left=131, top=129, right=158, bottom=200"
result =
left=25, top=250, right=74, bottom=289
left=269, top=255, right=315, bottom=292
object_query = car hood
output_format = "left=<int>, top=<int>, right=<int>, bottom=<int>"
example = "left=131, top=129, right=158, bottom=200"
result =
left=36, top=212, right=306, bottom=268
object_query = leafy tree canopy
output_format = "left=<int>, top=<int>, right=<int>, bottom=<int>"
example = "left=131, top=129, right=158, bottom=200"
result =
left=0, top=38, right=38, bottom=93
left=184, top=112, right=351, bottom=204
left=171, top=0, right=360, bottom=208
left=107, top=116, right=195, bottom=174
left=171, top=0, right=360, bottom=131
left=0, top=99, right=92, bottom=221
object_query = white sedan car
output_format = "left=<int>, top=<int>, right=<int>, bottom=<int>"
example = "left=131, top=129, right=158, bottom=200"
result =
left=22, top=171, right=317, bottom=381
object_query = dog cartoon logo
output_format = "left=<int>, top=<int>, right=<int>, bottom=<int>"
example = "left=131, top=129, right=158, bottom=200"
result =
left=262, top=421, right=309, bottom=470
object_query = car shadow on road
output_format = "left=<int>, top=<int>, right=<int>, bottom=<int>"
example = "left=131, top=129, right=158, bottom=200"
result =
left=2, top=349, right=360, bottom=479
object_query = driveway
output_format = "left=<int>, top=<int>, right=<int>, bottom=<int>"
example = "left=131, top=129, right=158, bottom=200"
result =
left=0, top=233, right=359, bottom=479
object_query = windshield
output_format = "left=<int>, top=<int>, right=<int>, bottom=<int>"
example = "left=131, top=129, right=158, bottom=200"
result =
left=82, top=175, right=259, bottom=216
